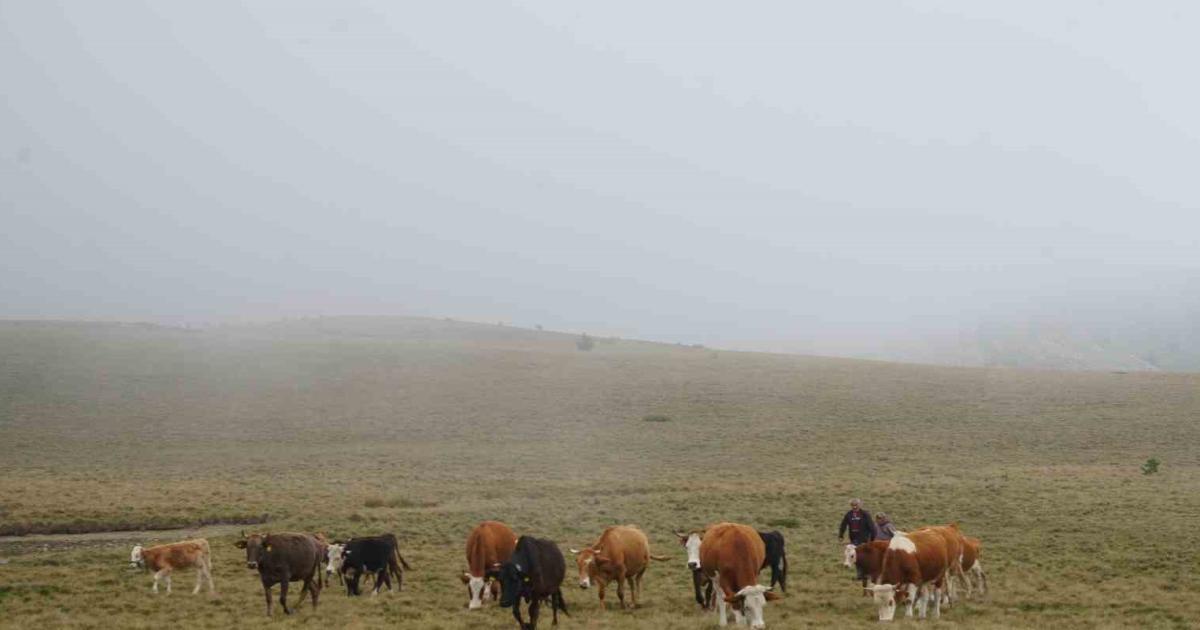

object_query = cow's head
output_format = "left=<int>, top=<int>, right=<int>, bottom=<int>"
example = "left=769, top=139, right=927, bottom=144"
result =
left=461, top=562, right=502, bottom=609
left=727, top=584, right=779, bottom=629
left=843, top=543, right=857, bottom=568
left=325, top=543, right=345, bottom=577
left=865, top=584, right=897, bottom=622
left=234, top=532, right=267, bottom=569
left=129, top=545, right=144, bottom=569
left=569, top=547, right=602, bottom=589
left=497, top=560, right=528, bottom=609
left=674, top=530, right=703, bottom=570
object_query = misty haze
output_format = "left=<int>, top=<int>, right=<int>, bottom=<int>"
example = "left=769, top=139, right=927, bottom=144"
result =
left=2, top=2, right=1199, bottom=629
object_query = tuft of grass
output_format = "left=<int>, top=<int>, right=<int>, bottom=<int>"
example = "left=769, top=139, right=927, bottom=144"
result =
left=363, top=497, right=439, bottom=509
left=642, top=414, right=671, bottom=423
left=765, top=518, right=801, bottom=529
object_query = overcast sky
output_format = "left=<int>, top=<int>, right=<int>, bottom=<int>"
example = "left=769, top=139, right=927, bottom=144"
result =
left=3, top=1, right=1198, bottom=350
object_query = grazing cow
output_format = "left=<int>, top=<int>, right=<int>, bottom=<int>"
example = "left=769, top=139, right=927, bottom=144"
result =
left=462, top=520, right=518, bottom=609
left=758, top=530, right=788, bottom=593
left=674, top=529, right=712, bottom=609
left=236, top=532, right=323, bottom=616
left=325, top=543, right=345, bottom=584
left=914, top=524, right=965, bottom=604
left=959, top=535, right=987, bottom=596
left=129, top=539, right=214, bottom=595
left=340, top=533, right=412, bottom=596
left=699, top=522, right=780, bottom=629
left=864, top=528, right=949, bottom=621
left=499, top=536, right=569, bottom=630
left=845, top=540, right=890, bottom=591
left=569, top=525, right=668, bottom=610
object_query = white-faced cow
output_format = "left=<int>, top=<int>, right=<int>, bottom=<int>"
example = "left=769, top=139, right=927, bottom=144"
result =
left=340, top=533, right=411, bottom=596
left=864, top=528, right=950, bottom=621
left=674, top=529, right=711, bottom=609
left=699, top=522, right=780, bottom=629
left=129, top=539, right=214, bottom=595
left=569, top=525, right=667, bottom=610
left=462, top=520, right=518, bottom=609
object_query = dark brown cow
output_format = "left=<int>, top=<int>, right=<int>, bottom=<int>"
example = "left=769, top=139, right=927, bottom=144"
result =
left=865, top=528, right=950, bottom=621
left=699, top=522, right=780, bottom=629
left=846, top=540, right=889, bottom=591
left=236, top=532, right=323, bottom=616
left=570, top=525, right=667, bottom=610
left=129, top=539, right=214, bottom=595
left=461, top=520, right=518, bottom=609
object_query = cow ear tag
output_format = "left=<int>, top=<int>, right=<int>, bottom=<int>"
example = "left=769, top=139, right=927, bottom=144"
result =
left=265, top=544, right=272, bottom=551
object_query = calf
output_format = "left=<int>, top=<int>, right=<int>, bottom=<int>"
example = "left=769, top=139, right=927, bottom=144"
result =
left=499, top=535, right=569, bottom=630
left=845, top=540, right=889, bottom=591
left=570, top=525, right=667, bottom=610
left=758, top=530, right=788, bottom=593
left=463, top=520, right=518, bottom=609
left=236, top=532, right=323, bottom=616
left=340, top=533, right=411, bottom=596
left=129, top=539, right=214, bottom=595
left=700, top=522, right=780, bottom=629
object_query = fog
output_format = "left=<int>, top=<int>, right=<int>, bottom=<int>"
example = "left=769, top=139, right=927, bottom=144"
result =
left=3, top=2, right=1198, bottom=367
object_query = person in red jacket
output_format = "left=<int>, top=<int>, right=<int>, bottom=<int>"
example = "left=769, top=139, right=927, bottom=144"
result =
left=838, top=498, right=878, bottom=580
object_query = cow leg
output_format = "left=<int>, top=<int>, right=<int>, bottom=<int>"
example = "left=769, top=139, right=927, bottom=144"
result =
left=615, top=568, right=628, bottom=609
left=151, top=569, right=165, bottom=593
left=511, top=600, right=525, bottom=630
left=373, top=569, right=390, bottom=596
left=205, top=559, right=216, bottom=594
left=528, top=597, right=541, bottom=630
left=297, top=578, right=311, bottom=610
left=974, top=562, right=988, bottom=595
left=597, top=579, right=607, bottom=610
left=279, top=579, right=291, bottom=615
left=932, top=583, right=942, bottom=619
left=263, top=584, right=273, bottom=617
left=712, top=574, right=728, bottom=626
left=903, top=583, right=917, bottom=618
left=164, top=571, right=172, bottom=594
left=309, top=575, right=320, bottom=610
left=193, top=567, right=204, bottom=594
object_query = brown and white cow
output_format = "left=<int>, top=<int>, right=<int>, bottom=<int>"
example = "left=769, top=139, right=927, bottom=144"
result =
left=959, top=535, right=987, bottom=596
left=699, top=522, right=780, bottom=629
left=844, top=540, right=889, bottom=591
left=569, top=525, right=667, bottom=610
left=460, top=520, right=518, bottom=609
left=864, top=528, right=950, bottom=621
left=913, top=524, right=966, bottom=605
left=129, top=539, right=214, bottom=595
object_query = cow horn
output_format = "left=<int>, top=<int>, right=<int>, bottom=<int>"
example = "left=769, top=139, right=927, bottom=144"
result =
left=568, top=548, right=579, bottom=555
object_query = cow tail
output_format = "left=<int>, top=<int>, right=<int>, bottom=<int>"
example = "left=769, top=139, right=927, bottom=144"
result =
left=396, top=548, right=412, bottom=571
left=553, top=589, right=569, bottom=616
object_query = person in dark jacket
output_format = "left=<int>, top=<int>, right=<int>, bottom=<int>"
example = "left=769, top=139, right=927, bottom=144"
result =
left=874, top=513, right=897, bottom=541
left=838, top=499, right=877, bottom=580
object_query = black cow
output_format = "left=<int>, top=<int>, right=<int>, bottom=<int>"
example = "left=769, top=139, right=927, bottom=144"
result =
left=236, top=532, right=323, bottom=616
left=758, top=530, right=788, bottom=593
left=499, top=536, right=569, bottom=630
left=340, top=533, right=412, bottom=596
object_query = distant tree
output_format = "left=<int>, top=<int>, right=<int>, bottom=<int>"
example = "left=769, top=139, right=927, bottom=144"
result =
left=1142, top=457, right=1160, bottom=475
left=535, top=324, right=543, bottom=331
left=576, top=333, right=595, bottom=352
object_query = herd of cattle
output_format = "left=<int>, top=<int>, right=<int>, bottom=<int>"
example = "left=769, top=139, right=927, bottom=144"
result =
left=127, top=519, right=987, bottom=627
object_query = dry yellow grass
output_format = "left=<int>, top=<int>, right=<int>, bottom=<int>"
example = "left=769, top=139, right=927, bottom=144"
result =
left=1, top=318, right=1198, bottom=629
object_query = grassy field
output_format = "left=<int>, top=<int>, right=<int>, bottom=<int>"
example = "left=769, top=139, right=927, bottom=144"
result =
left=1, top=317, right=1198, bottom=629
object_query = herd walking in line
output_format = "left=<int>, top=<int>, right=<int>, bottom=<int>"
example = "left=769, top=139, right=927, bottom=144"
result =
left=127, top=501, right=988, bottom=627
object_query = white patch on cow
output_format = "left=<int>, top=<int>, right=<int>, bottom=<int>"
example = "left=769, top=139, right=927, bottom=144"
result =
left=685, top=533, right=702, bottom=570
left=467, top=575, right=486, bottom=609
left=867, top=584, right=897, bottom=622
left=888, top=532, right=916, bottom=554
left=843, top=543, right=856, bottom=568
left=735, top=584, right=771, bottom=629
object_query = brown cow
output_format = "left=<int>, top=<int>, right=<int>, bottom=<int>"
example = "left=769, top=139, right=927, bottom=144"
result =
left=129, top=539, right=214, bottom=595
left=913, top=523, right=966, bottom=605
left=236, top=532, right=323, bottom=616
left=844, top=540, right=889, bottom=592
left=699, top=522, right=780, bottom=629
left=960, top=535, right=987, bottom=596
left=865, top=528, right=949, bottom=621
left=569, top=525, right=668, bottom=610
left=461, top=520, right=518, bottom=609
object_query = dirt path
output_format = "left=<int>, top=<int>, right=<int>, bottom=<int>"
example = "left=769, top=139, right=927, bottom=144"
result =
left=0, top=523, right=249, bottom=552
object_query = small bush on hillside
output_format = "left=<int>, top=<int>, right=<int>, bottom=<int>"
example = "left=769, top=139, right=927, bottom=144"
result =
left=576, top=333, right=595, bottom=351
left=1142, top=457, right=1160, bottom=475
left=766, top=518, right=800, bottom=529
left=363, top=496, right=386, bottom=508
left=643, top=414, right=671, bottom=423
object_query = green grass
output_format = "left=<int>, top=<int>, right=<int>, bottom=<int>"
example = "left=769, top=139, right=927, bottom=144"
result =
left=1, top=317, right=1199, bottom=629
